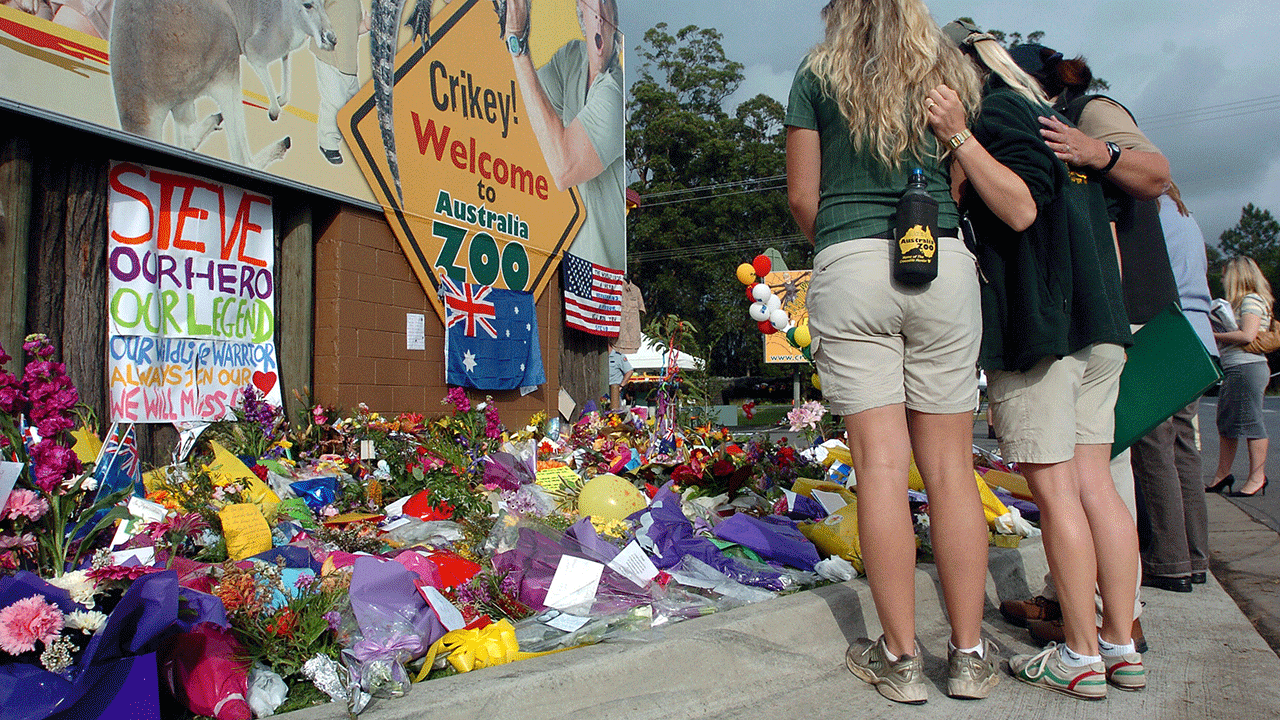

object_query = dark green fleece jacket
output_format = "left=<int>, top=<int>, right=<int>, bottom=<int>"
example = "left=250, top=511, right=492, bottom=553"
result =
left=966, top=83, right=1131, bottom=372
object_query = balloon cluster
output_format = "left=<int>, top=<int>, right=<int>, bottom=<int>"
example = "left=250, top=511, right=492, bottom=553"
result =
left=736, top=254, right=814, bottom=362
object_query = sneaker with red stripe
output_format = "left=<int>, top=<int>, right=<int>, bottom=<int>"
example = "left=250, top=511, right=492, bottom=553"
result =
left=1009, top=644, right=1107, bottom=700
left=1102, top=651, right=1146, bottom=690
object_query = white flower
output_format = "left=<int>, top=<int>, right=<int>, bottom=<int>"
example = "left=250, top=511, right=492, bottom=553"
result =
left=47, top=570, right=98, bottom=607
left=65, top=609, right=108, bottom=634
left=62, top=472, right=97, bottom=492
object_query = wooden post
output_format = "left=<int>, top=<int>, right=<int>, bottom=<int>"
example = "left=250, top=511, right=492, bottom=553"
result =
left=0, top=137, right=32, bottom=372
left=59, top=156, right=109, bottom=429
left=277, top=201, right=315, bottom=422
left=557, top=268, right=607, bottom=419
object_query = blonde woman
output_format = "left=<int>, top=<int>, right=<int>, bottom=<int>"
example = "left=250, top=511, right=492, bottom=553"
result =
left=932, top=20, right=1141, bottom=699
left=1209, top=256, right=1273, bottom=497
left=785, top=0, right=996, bottom=704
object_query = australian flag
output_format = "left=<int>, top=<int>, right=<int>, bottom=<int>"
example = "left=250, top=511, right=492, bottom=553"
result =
left=441, top=275, right=546, bottom=391
left=94, top=423, right=144, bottom=499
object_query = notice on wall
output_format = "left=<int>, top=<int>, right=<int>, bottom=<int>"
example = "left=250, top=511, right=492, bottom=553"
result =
left=107, top=161, right=282, bottom=422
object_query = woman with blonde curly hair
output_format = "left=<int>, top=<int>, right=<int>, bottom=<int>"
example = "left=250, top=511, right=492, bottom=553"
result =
left=785, top=0, right=1002, bottom=704
left=1209, top=256, right=1274, bottom=497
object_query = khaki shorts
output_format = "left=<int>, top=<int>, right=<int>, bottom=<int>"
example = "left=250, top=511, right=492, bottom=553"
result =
left=988, top=342, right=1126, bottom=464
left=808, top=236, right=981, bottom=417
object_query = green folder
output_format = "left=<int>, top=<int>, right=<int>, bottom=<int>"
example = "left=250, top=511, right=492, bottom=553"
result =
left=1112, top=303, right=1223, bottom=457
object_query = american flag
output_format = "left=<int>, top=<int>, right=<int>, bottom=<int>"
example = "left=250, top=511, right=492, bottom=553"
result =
left=562, top=252, right=623, bottom=337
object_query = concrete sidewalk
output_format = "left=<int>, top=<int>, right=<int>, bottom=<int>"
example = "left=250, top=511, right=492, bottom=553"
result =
left=283, top=497, right=1280, bottom=720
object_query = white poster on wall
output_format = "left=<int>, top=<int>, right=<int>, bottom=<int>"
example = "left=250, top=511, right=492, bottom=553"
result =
left=106, top=161, right=281, bottom=422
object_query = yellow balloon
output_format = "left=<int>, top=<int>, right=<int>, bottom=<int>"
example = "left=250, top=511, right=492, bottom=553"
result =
left=811, top=373, right=822, bottom=390
left=794, top=324, right=811, bottom=348
left=736, top=263, right=757, bottom=285
left=577, top=474, right=648, bottom=520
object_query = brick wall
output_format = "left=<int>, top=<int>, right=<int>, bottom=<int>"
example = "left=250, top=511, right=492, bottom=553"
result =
left=312, top=206, right=561, bottom=427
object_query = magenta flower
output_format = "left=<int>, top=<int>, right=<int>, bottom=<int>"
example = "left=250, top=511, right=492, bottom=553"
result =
left=444, top=387, right=470, bottom=413
left=0, top=595, right=64, bottom=655
left=484, top=403, right=502, bottom=439
left=86, top=564, right=160, bottom=583
left=0, top=381, right=25, bottom=415
left=22, top=334, right=55, bottom=359
left=29, top=441, right=80, bottom=493
left=3, top=489, right=49, bottom=522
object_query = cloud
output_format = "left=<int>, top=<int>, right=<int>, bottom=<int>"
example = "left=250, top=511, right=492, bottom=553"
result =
left=620, top=0, right=1279, bottom=243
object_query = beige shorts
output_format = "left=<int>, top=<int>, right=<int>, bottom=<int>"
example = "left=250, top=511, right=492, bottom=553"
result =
left=808, top=236, right=981, bottom=417
left=988, top=342, right=1126, bottom=464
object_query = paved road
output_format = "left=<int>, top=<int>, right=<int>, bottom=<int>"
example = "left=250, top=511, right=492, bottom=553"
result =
left=1197, top=395, right=1280, bottom=531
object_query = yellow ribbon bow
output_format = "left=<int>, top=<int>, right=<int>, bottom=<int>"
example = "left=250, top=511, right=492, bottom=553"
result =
left=414, top=620, right=567, bottom=681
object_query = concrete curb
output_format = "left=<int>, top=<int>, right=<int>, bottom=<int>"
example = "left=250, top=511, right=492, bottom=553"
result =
left=282, top=530, right=1280, bottom=719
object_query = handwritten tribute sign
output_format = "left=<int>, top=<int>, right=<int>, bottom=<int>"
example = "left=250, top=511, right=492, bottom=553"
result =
left=107, top=161, right=281, bottom=422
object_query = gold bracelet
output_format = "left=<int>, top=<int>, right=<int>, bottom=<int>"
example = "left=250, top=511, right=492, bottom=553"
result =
left=948, top=129, right=972, bottom=149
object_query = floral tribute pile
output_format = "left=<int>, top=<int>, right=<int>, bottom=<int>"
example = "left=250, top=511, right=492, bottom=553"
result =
left=0, top=336, right=1037, bottom=719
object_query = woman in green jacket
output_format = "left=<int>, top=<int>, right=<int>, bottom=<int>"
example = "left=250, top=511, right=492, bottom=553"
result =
left=928, top=20, right=1141, bottom=699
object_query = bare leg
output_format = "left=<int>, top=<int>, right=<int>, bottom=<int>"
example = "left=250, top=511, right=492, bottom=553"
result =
left=1076, top=443, right=1138, bottom=646
left=1022, top=459, right=1100, bottom=656
left=1213, top=436, right=1238, bottom=484
left=847, top=403, right=915, bottom=658
left=1241, top=437, right=1269, bottom=492
left=909, top=410, right=986, bottom=650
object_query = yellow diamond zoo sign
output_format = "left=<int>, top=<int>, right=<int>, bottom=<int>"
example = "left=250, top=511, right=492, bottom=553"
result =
left=341, top=0, right=585, bottom=321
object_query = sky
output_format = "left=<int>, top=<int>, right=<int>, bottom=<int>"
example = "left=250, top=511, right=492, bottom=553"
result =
left=618, top=1, right=1280, bottom=247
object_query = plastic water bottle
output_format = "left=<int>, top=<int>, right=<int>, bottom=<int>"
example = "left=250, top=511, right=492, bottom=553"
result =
left=893, top=168, right=939, bottom=285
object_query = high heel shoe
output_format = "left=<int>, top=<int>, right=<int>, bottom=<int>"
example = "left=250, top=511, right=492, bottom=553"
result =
left=1228, top=477, right=1269, bottom=497
left=1206, top=474, right=1235, bottom=493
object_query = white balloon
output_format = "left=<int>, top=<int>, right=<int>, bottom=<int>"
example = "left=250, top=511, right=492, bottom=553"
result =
left=769, top=308, right=790, bottom=330
left=751, top=283, right=771, bottom=302
left=766, top=294, right=782, bottom=311
left=749, top=302, right=770, bottom=322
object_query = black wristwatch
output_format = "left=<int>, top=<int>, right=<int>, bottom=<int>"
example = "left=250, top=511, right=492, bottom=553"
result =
left=507, top=33, right=528, bottom=57
left=1100, top=141, right=1122, bottom=174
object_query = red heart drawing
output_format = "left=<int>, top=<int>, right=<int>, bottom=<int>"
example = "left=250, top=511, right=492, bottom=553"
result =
left=252, top=371, right=277, bottom=396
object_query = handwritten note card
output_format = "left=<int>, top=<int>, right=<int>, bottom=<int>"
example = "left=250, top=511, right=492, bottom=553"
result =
left=544, top=555, right=604, bottom=610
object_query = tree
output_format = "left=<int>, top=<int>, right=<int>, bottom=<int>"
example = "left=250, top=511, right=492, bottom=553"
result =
left=1218, top=203, right=1280, bottom=291
left=627, top=24, right=807, bottom=379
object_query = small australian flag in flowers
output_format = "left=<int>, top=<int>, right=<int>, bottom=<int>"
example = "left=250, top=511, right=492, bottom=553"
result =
left=440, top=274, right=546, bottom=391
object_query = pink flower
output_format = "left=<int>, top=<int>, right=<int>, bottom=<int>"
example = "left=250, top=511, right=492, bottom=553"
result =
left=0, top=595, right=64, bottom=655
left=0, top=533, right=37, bottom=553
left=3, top=489, right=48, bottom=522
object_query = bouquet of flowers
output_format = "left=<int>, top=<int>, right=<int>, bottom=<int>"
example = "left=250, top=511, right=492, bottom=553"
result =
left=0, top=336, right=129, bottom=576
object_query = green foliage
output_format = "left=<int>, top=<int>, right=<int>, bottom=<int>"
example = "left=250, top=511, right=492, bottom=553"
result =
left=627, top=24, right=810, bottom=377
left=1218, top=204, right=1280, bottom=285
left=643, top=314, right=712, bottom=417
